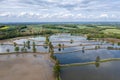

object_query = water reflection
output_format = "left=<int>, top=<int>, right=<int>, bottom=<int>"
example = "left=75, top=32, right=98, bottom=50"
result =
left=58, top=48, right=61, bottom=51
left=61, top=61, right=120, bottom=80
left=54, top=49, right=120, bottom=64
left=95, top=62, right=100, bottom=68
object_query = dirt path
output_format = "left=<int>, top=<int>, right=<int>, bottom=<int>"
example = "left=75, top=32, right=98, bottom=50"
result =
left=0, top=53, right=55, bottom=80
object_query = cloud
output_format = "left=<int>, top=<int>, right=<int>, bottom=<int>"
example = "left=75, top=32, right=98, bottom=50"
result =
left=99, top=14, right=109, bottom=18
left=0, top=0, right=120, bottom=22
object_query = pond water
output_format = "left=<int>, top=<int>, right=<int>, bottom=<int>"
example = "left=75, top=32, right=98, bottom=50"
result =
left=0, top=45, right=48, bottom=53
left=0, top=34, right=120, bottom=80
left=60, top=61, right=120, bottom=80
left=54, top=49, right=120, bottom=64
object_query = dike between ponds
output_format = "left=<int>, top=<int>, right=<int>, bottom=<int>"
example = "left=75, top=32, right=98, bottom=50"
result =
left=60, top=58, right=120, bottom=67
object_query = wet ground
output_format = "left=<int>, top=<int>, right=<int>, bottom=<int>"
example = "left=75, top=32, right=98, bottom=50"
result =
left=0, top=53, right=55, bottom=80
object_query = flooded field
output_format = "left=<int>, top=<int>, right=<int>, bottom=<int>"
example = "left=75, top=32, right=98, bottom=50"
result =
left=54, top=49, right=120, bottom=64
left=0, top=34, right=120, bottom=80
left=0, top=53, right=55, bottom=80
left=60, top=61, right=120, bottom=80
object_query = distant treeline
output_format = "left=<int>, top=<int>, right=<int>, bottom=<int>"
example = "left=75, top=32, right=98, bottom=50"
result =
left=0, top=24, right=120, bottom=40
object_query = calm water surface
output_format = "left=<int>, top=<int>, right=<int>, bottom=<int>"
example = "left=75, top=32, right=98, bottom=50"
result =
left=61, top=61, right=120, bottom=80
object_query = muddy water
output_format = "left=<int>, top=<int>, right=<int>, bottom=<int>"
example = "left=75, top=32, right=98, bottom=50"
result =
left=0, top=54, right=55, bottom=80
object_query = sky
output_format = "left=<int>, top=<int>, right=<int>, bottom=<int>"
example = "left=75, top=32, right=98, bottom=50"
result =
left=0, top=0, right=120, bottom=22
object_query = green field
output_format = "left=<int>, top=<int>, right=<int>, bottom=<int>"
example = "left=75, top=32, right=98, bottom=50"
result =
left=0, top=26, right=9, bottom=30
left=0, top=24, right=120, bottom=40
left=102, top=29, right=120, bottom=34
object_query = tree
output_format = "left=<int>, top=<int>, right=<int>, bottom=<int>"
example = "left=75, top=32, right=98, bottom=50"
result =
left=26, top=40, right=30, bottom=49
left=95, top=56, right=100, bottom=68
left=62, top=44, right=64, bottom=50
left=49, top=42, right=54, bottom=53
left=96, top=56, right=100, bottom=62
left=23, top=41, right=26, bottom=48
left=58, top=43, right=61, bottom=48
left=82, top=46, right=85, bottom=53
left=32, top=42, right=36, bottom=52
left=54, top=60, right=60, bottom=80
left=95, top=46, right=98, bottom=50
left=13, top=42, right=17, bottom=47
left=21, top=47, right=27, bottom=52
left=6, top=49, right=10, bottom=53
left=14, top=46, right=19, bottom=52
left=118, top=42, right=120, bottom=46
left=70, top=39, right=73, bottom=44
left=45, top=35, right=50, bottom=44
left=58, top=43, right=61, bottom=52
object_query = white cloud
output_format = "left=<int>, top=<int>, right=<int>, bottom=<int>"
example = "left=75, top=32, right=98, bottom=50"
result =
left=0, top=0, right=120, bottom=22
left=99, top=14, right=109, bottom=18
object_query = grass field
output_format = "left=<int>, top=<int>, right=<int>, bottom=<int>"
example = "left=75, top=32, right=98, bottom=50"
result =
left=0, top=26, right=9, bottom=30
left=102, top=29, right=120, bottom=34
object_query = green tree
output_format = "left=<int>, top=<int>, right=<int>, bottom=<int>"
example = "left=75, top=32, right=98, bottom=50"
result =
left=26, top=40, right=30, bottom=49
left=54, top=60, right=60, bottom=80
left=58, top=43, right=61, bottom=48
left=32, top=42, right=36, bottom=52
left=96, top=56, right=100, bottom=62
left=45, top=35, right=50, bottom=44
left=95, top=56, right=100, bottom=68
left=13, top=42, right=17, bottom=47
left=58, top=43, right=61, bottom=52
left=14, top=46, right=19, bottom=52
left=49, top=42, right=54, bottom=53
left=62, top=44, right=64, bottom=50
left=118, top=42, right=120, bottom=46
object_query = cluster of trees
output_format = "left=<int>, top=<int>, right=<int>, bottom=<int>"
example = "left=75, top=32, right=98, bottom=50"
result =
left=44, top=36, right=61, bottom=80
left=0, top=25, right=55, bottom=40
left=1, top=24, right=120, bottom=40
left=64, top=24, right=78, bottom=28
left=54, top=60, right=61, bottom=80
left=6, top=40, right=37, bottom=53
left=57, top=43, right=65, bottom=51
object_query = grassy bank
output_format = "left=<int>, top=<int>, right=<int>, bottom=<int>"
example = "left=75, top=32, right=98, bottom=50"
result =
left=61, top=58, right=120, bottom=67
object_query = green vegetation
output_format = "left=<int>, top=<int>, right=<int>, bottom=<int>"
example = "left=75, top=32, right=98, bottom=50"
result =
left=48, top=41, right=61, bottom=80
left=32, top=42, right=36, bottom=52
left=102, top=29, right=120, bottom=34
left=54, top=60, right=61, bottom=80
left=1, top=23, right=120, bottom=40
left=45, top=35, right=50, bottom=44
left=96, top=56, right=100, bottom=62
left=61, top=58, right=120, bottom=67
left=14, top=46, right=19, bottom=52
left=0, top=26, right=9, bottom=30
left=26, top=40, right=31, bottom=49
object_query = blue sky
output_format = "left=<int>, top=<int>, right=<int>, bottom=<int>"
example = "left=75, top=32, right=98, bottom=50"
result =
left=0, top=0, right=120, bottom=22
